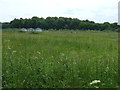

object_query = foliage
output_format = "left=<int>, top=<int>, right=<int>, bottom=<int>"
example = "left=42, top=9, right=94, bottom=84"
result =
left=1, top=16, right=120, bottom=31
left=2, top=22, right=10, bottom=29
left=30, top=31, right=39, bottom=34
left=2, top=29, right=118, bottom=88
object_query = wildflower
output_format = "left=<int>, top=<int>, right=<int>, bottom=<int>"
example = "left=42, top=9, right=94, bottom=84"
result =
left=8, top=47, right=11, bottom=50
left=34, top=57, right=38, bottom=59
left=73, top=61, right=76, bottom=64
left=12, top=51, right=17, bottom=54
left=60, top=59, right=63, bottom=61
left=94, top=86, right=99, bottom=88
left=60, top=53, right=64, bottom=56
left=105, top=66, right=109, bottom=72
left=5, top=40, right=10, bottom=42
left=12, top=51, right=17, bottom=53
left=90, top=80, right=101, bottom=85
left=37, top=51, right=41, bottom=54
left=23, top=80, right=25, bottom=83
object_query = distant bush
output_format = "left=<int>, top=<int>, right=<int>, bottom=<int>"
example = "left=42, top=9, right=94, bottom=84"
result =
left=18, top=30, right=26, bottom=33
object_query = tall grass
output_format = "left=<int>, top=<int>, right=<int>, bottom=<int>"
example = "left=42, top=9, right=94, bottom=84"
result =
left=2, top=29, right=118, bottom=88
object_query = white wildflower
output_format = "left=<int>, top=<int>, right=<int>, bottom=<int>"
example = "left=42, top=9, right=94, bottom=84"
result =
left=105, top=66, right=109, bottom=72
left=5, top=40, right=10, bottom=42
left=12, top=51, right=17, bottom=54
left=12, top=51, right=16, bottom=53
left=60, top=59, right=63, bottom=61
left=37, top=51, right=41, bottom=54
left=34, top=57, right=38, bottom=59
left=60, top=53, right=64, bottom=56
left=23, top=80, right=25, bottom=83
left=73, top=61, right=76, bottom=64
left=90, top=80, right=101, bottom=85
left=8, top=47, right=11, bottom=50
left=94, top=86, right=99, bottom=88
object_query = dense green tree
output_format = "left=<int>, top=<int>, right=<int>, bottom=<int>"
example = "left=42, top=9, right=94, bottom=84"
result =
left=2, top=22, right=10, bottom=28
left=10, top=18, right=21, bottom=28
left=2, top=16, right=119, bottom=31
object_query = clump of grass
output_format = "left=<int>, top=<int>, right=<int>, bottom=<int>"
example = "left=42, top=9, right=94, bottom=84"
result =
left=18, top=30, right=26, bottom=33
left=29, top=31, right=39, bottom=34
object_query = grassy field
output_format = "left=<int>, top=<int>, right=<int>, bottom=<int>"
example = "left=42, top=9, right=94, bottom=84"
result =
left=2, top=29, right=118, bottom=88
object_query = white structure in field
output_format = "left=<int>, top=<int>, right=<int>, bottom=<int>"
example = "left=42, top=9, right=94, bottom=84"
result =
left=118, top=1, right=120, bottom=25
left=21, top=28, right=43, bottom=32
left=28, top=28, right=34, bottom=31
left=21, top=28, right=27, bottom=31
left=35, top=28, right=42, bottom=32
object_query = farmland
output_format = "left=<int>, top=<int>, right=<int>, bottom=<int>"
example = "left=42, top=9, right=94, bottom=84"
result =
left=2, top=29, right=118, bottom=88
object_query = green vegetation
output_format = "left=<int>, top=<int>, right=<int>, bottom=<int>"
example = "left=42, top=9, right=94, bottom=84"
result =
left=2, top=29, right=118, bottom=88
left=2, top=16, right=120, bottom=31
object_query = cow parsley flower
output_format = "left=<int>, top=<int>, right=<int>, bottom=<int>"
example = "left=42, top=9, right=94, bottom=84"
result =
left=8, top=46, right=11, bottom=50
left=12, top=51, right=17, bottom=53
left=12, top=51, right=17, bottom=54
left=90, top=80, right=101, bottom=85
left=37, top=51, right=41, bottom=54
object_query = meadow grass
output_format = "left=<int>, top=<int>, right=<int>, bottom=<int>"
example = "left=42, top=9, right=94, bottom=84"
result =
left=2, top=29, right=118, bottom=88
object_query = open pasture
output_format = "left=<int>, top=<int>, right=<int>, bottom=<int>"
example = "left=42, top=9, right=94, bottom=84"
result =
left=2, top=29, right=118, bottom=88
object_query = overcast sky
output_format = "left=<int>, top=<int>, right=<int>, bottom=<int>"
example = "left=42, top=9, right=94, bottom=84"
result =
left=0, top=0, right=119, bottom=23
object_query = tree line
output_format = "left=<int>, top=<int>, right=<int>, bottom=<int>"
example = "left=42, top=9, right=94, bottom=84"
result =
left=1, top=16, right=120, bottom=31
